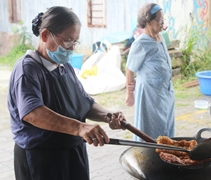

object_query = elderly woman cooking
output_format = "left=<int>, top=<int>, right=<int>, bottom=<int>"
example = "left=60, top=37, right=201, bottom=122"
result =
left=125, top=3, right=175, bottom=141
left=7, top=6, right=125, bottom=180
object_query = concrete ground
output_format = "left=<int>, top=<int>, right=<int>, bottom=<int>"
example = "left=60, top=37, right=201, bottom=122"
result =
left=0, top=66, right=211, bottom=180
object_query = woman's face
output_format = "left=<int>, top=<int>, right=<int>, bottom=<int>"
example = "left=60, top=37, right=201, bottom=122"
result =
left=46, top=24, right=81, bottom=51
left=149, top=10, right=164, bottom=34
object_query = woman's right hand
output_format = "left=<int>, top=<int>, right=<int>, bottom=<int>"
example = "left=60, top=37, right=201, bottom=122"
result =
left=125, top=80, right=135, bottom=106
left=78, top=123, right=109, bottom=147
left=125, top=93, right=134, bottom=106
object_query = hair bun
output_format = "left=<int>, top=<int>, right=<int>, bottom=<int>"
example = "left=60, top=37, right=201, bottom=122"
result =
left=32, top=12, right=44, bottom=36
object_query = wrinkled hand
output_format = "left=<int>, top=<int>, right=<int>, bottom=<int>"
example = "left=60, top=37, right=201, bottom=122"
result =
left=107, top=112, right=126, bottom=130
left=125, top=81, right=135, bottom=106
left=79, top=123, right=109, bottom=147
left=125, top=93, right=134, bottom=106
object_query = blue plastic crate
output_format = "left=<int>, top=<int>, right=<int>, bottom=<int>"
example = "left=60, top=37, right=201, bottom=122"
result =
left=195, top=71, right=211, bottom=96
left=69, top=53, right=84, bottom=70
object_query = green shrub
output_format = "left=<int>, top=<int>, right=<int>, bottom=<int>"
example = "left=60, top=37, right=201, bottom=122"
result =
left=180, top=24, right=211, bottom=77
left=12, top=21, right=32, bottom=45
left=0, top=44, right=33, bottom=68
left=0, top=21, right=34, bottom=68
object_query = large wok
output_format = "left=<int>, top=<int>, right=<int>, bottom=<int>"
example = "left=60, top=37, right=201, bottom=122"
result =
left=119, top=128, right=211, bottom=180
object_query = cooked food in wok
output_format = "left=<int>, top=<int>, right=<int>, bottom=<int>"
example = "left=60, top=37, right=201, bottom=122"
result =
left=156, top=136, right=211, bottom=165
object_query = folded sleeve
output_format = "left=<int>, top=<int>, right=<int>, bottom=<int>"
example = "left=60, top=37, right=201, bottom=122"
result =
left=11, top=61, right=45, bottom=121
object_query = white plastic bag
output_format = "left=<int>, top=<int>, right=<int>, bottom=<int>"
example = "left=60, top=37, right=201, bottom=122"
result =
left=78, top=45, right=126, bottom=95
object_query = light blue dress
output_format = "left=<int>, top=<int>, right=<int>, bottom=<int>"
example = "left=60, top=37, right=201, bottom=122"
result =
left=126, top=33, right=175, bottom=141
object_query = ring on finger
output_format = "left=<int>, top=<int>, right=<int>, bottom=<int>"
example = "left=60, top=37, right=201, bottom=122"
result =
left=92, top=138, right=97, bottom=141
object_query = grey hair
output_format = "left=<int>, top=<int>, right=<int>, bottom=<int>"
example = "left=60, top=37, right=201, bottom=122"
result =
left=32, top=6, right=81, bottom=36
left=137, top=3, right=159, bottom=28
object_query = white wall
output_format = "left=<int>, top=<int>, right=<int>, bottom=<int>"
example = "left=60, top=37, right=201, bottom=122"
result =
left=157, top=0, right=193, bottom=39
left=0, top=0, right=210, bottom=51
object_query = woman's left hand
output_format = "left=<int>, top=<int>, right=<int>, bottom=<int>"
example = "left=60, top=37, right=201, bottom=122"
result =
left=106, top=112, right=126, bottom=130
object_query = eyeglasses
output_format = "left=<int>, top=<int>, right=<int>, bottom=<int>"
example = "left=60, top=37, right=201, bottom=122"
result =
left=54, top=33, right=80, bottom=49
left=154, top=18, right=165, bottom=24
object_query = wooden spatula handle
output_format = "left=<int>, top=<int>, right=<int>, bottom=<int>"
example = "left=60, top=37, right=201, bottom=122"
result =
left=120, top=121, right=156, bottom=143
left=107, top=113, right=156, bottom=143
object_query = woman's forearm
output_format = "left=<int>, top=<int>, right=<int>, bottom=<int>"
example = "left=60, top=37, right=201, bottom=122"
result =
left=86, top=103, right=111, bottom=123
left=126, top=68, right=135, bottom=84
left=23, top=105, right=82, bottom=136
left=126, top=68, right=135, bottom=93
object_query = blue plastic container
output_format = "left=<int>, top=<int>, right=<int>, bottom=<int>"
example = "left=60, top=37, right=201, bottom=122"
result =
left=195, top=71, right=211, bottom=96
left=69, top=53, right=84, bottom=70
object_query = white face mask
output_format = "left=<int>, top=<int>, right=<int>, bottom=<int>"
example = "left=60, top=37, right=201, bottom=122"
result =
left=46, top=33, right=73, bottom=64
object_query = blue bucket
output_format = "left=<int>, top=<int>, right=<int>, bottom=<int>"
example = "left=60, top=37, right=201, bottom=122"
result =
left=195, top=71, right=211, bottom=96
left=69, top=53, right=84, bottom=70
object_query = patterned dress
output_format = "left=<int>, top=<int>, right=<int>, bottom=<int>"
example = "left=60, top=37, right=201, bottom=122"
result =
left=126, top=33, right=175, bottom=141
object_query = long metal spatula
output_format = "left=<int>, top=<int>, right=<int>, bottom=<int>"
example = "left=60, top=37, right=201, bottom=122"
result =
left=108, top=138, right=211, bottom=160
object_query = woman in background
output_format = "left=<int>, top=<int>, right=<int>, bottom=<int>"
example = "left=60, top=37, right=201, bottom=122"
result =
left=125, top=3, right=175, bottom=141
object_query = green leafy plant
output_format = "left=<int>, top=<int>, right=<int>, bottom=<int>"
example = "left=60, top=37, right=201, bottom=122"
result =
left=12, top=21, right=32, bottom=45
left=180, top=23, right=211, bottom=77
left=0, top=44, right=32, bottom=68
left=0, top=21, right=34, bottom=68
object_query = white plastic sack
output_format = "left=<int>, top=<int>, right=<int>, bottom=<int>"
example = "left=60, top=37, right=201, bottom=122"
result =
left=78, top=46, right=126, bottom=95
